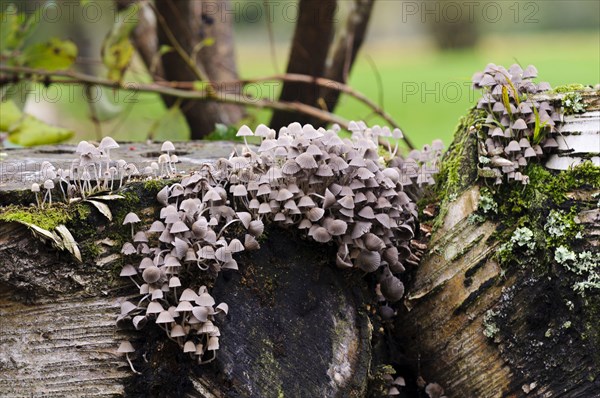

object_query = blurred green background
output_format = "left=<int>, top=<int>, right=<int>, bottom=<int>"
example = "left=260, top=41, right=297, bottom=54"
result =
left=2, top=0, right=599, bottom=149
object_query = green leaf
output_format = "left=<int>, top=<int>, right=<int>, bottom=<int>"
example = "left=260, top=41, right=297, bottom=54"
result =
left=202, top=37, right=215, bottom=47
left=85, top=199, right=113, bottom=221
left=7, top=114, right=74, bottom=146
left=158, top=44, right=174, bottom=55
left=532, top=106, right=548, bottom=145
left=101, top=4, right=139, bottom=82
left=0, top=4, right=38, bottom=53
left=0, top=100, right=24, bottom=131
left=55, top=224, right=82, bottom=262
left=193, top=81, right=209, bottom=92
left=21, top=38, right=78, bottom=70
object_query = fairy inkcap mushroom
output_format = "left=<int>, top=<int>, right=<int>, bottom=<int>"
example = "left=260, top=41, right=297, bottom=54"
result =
left=118, top=341, right=141, bottom=374
left=123, top=212, right=141, bottom=238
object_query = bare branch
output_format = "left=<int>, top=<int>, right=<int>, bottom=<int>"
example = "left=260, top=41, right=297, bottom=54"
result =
left=0, top=65, right=350, bottom=130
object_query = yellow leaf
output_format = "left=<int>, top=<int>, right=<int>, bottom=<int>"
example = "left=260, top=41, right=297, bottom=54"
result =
left=0, top=100, right=23, bottom=131
left=21, top=38, right=78, bottom=70
left=7, top=115, right=73, bottom=146
left=101, top=4, right=139, bottom=82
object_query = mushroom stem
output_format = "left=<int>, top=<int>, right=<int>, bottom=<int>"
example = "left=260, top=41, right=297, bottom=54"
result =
left=125, top=353, right=142, bottom=375
left=217, top=219, right=240, bottom=239
left=34, top=192, right=40, bottom=208
left=128, top=276, right=140, bottom=289
left=308, top=192, right=325, bottom=200
left=198, top=349, right=216, bottom=365
left=136, top=294, right=149, bottom=307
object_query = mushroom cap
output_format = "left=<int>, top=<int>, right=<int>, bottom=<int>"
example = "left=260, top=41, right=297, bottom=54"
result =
left=511, top=118, right=528, bottom=130
left=99, top=136, right=119, bottom=150
left=43, top=179, right=55, bottom=189
left=146, top=301, right=163, bottom=315
left=356, top=250, right=381, bottom=273
left=196, top=292, right=216, bottom=307
left=254, top=123, right=271, bottom=137
left=156, top=310, right=175, bottom=324
left=31, top=183, right=40, bottom=192
left=133, top=231, right=148, bottom=243
left=175, top=301, right=193, bottom=313
left=132, top=315, right=147, bottom=330
left=312, top=227, right=332, bottom=243
left=123, top=212, right=141, bottom=225
left=180, top=288, right=199, bottom=302
left=169, top=276, right=181, bottom=288
left=117, top=341, right=135, bottom=354
left=161, top=140, right=176, bottom=152
left=142, top=266, right=162, bottom=284
left=380, top=272, right=405, bottom=302
left=506, top=140, right=521, bottom=153
left=120, top=300, right=137, bottom=316
left=236, top=124, right=254, bottom=137
left=170, top=324, right=186, bottom=338
left=120, top=264, right=137, bottom=277
left=207, top=336, right=220, bottom=351
left=183, top=341, right=196, bottom=353
left=170, top=220, right=190, bottom=234
left=328, top=219, right=348, bottom=236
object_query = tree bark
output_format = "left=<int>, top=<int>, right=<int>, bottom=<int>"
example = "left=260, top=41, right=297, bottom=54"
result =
left=269, top=0, right=337, bottom=130
left=116, top=0, right=164, bottom=79
left=393, top=91, right=600, bottom=397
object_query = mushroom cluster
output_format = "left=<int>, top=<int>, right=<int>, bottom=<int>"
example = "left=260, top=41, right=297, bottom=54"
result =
left=216, top=121, right=440, bottom=302
left=472, top=63, right=561, bottom=184
left=116, top=121, right=439, bottom=368
left=116, top=194, right=248, bottom=363
left=30, top=137, right=142, bottom=204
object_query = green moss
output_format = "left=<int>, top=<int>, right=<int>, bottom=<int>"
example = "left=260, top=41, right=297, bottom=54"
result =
left=432, top=108, right=484, bottom=229
left=367, top=364, right=396, bottom=397
left=495, top=161, right=599, bottom=217
left=143, top=178, right=170, bottom=194
left=553, top=84, right=586, bottom=93
left=0, top=204, right=71, bottom=230
left=488, top=160, right=599, bottom=283
left=255, top=338, right=284, bottom=398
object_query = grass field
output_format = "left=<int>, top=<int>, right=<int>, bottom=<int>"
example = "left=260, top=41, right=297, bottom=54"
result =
left=31, top=31, right=600, bottom=151
left=238, top=31, right=600, bottom=149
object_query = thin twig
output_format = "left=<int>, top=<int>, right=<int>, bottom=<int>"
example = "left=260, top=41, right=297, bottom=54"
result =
left=147, top=2, right=210, bottom=86
left=0, top=65, right=350, bottom=129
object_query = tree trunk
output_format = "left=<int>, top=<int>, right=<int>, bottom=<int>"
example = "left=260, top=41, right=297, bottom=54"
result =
left=394, top=90, right=600, bottom=397
left=269, top=0, right=337, bottom=130
left=153, top=0, right=244, bottom=139
left=309, top=0, right=375, bottom=128
left=426, top=1, right=479, bottom=50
